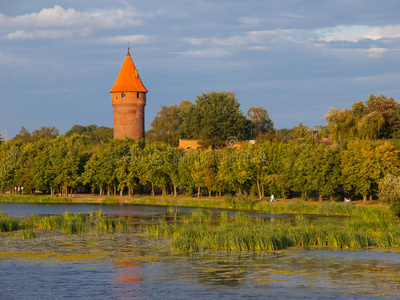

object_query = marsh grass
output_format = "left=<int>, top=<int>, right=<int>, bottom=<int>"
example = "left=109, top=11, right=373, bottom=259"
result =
left=21, top=228, right=38, bottom=240
left=146, top=209, right=400, bottom=252
left=0, top=212, right=20, bottom=232
left=0, top=195, right=71, bottom=203
left=0, top=210, right=127, bottom=236
left=256, top=201, right=391, bottom=219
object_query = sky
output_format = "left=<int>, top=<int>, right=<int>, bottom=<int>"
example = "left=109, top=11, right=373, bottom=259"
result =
left=1, top=0, right=400, bottom=139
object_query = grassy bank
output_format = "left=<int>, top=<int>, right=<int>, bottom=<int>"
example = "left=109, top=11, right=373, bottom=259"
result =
left=0, top=195, right=72, bottom=203
left=147, top=209, right=399, bottom=252
left=0, top=194, right=391, bottom=219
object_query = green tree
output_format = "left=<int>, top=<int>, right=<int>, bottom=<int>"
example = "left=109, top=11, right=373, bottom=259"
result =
left=146, top=102, right=189, bottom=146
left=246, top=106, right=274, bottom=138
left=325, top=108, right=355, bottom=143
left=0, top=143, right=20, bottom=193
left=308, top=144, right=341, bottom=201
left=65, top=124, right=113, bottom=144
left=341, top=139, right=400, bottom=203
left=378, top=174, right=400, bottom=216
left=365, top=93, right=400, bottom=138
left=356, top=111, right=385, bottom=139
left=182, top=91, right=248, bottom=148
left=290, top=123, right=311, bottom=140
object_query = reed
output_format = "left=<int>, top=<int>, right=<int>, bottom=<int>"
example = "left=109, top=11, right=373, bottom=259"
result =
left=21, top=228, right=38, bottom=240
left=0, top=210, right=126, bottom=236
left=0, top=212, right=20, bottom=232
left=147, top=209, right=400, bottom=252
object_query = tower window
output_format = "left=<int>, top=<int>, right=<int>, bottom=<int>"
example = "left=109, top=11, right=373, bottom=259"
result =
left=137, top=92, right=140, bottom=98
left=121, top=92, right=126, bottom=99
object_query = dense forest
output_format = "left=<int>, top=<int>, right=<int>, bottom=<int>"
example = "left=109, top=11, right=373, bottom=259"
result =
left=1, top=91, right=400, bottom=205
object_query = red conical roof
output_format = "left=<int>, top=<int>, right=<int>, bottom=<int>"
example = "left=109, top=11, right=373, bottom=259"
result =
left=109, top=49, right=148, bottom=93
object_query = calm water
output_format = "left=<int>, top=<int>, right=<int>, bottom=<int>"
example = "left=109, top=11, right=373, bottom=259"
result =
left=1, top=203, right=400, bottom=299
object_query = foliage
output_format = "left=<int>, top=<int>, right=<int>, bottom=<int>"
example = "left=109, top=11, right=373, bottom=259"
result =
left=378, top=174, right=400, bottom=216
left=246, top=106, right=274, bottom=138
left=146, top=101, right=191, bottom=146
left=65, top=124, right=113, bottom=144
left=325, top=93, right=400, bottom=142
left=14, top=126, right=59, bottom=143
left=181, top=91, right=248, bottom=148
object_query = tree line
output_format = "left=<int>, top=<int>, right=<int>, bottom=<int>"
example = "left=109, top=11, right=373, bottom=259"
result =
left=1, top=134, right=399, bottom=202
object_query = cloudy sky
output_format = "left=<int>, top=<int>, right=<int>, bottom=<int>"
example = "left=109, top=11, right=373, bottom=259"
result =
left=1, top=0, right=400, bottom=139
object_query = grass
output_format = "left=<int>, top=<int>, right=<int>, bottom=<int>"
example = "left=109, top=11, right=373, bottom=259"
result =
left=0, top=212, right=20, bottom=232
left=102, top=196, right=119, bottom=204
left=21, top=228, right=38, bottom=240
left=0, top=195, right=72, bottom=203
left=146, top=208, right=400, bottom=252
left=257, top=201, right=392, bottom=219
left=0, top=210, right=127, bottom=237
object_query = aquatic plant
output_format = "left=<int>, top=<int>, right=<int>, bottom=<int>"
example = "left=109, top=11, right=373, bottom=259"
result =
left=147, top=209, right=400, bottom=252
left=0, top=212, right=20, bottom=232
left=21, top=228, right=38, bottom=240
left=96, top=217, right=127, bottom=230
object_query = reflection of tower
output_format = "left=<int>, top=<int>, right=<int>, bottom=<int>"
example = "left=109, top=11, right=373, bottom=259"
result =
left=109, top=48, right=148, bottom=140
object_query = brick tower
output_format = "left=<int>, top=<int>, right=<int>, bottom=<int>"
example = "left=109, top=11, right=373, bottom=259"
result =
left=109, top=48, right=148, bottom=140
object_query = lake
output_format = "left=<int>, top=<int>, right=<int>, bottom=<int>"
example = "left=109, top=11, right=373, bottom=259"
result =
left=1, top=203, right=399, bottom=299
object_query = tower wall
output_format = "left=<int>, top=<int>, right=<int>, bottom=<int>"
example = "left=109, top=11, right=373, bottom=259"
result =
left=111, top=91, right=146, bottom=140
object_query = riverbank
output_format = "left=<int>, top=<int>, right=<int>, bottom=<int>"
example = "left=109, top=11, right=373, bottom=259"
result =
left=0, top=194, right=390, bottom=217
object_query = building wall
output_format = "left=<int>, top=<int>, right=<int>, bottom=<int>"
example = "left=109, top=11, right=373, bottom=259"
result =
left=179, top=139, right=203, bottom=150
left=111, top=91, right=146, bottom=140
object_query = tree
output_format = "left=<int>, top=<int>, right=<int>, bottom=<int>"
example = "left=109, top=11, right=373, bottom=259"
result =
left=14, top=126, right=32, bottom=143
left=32, top=126, right=59, bottom=140
left=247, top=106, right=274, bottom=138
left=65, top=124, right=113, bottom=144
left=0, top=143, right=20, bottom=193
left=341, top=139, right=400, bottom=203
left=365, top=93, right=400, bottom=138
left=290, top=123, right=311, bottom=140
left=325, top=108, right=355, bottom=143
left=146, top=101, right=191, bottom=146
left=308, top=144, right=341, bottom=201
left=356, top=111, right=385, bottom=139
left=183, top=91, right=248, bottom=148
left=378, top=174, right=400, bottom=216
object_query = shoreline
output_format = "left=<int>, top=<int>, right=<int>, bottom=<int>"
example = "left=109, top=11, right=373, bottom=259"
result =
left=0, top=194, right=389, bottom=215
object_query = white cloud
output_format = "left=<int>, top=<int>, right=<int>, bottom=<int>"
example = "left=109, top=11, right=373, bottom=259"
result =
left=250, top=46, right=269, bottom=51
left=316, top=25, right=400, bottom=42
left=5, top=29, right=74, bottom=39
left=211, top=30, right=292, bottom=46
left=362, top=47, right=389, bottom=58
left=0, top=5, right=142, bottom=40
left=185, top=37, right=207, bottom=45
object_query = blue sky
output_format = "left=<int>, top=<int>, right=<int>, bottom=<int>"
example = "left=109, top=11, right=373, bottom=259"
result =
left=1, top=0, right=400, bottom=139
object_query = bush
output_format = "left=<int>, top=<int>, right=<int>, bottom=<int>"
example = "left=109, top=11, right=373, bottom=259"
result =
left=378, top=174, right=400, bottom=216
